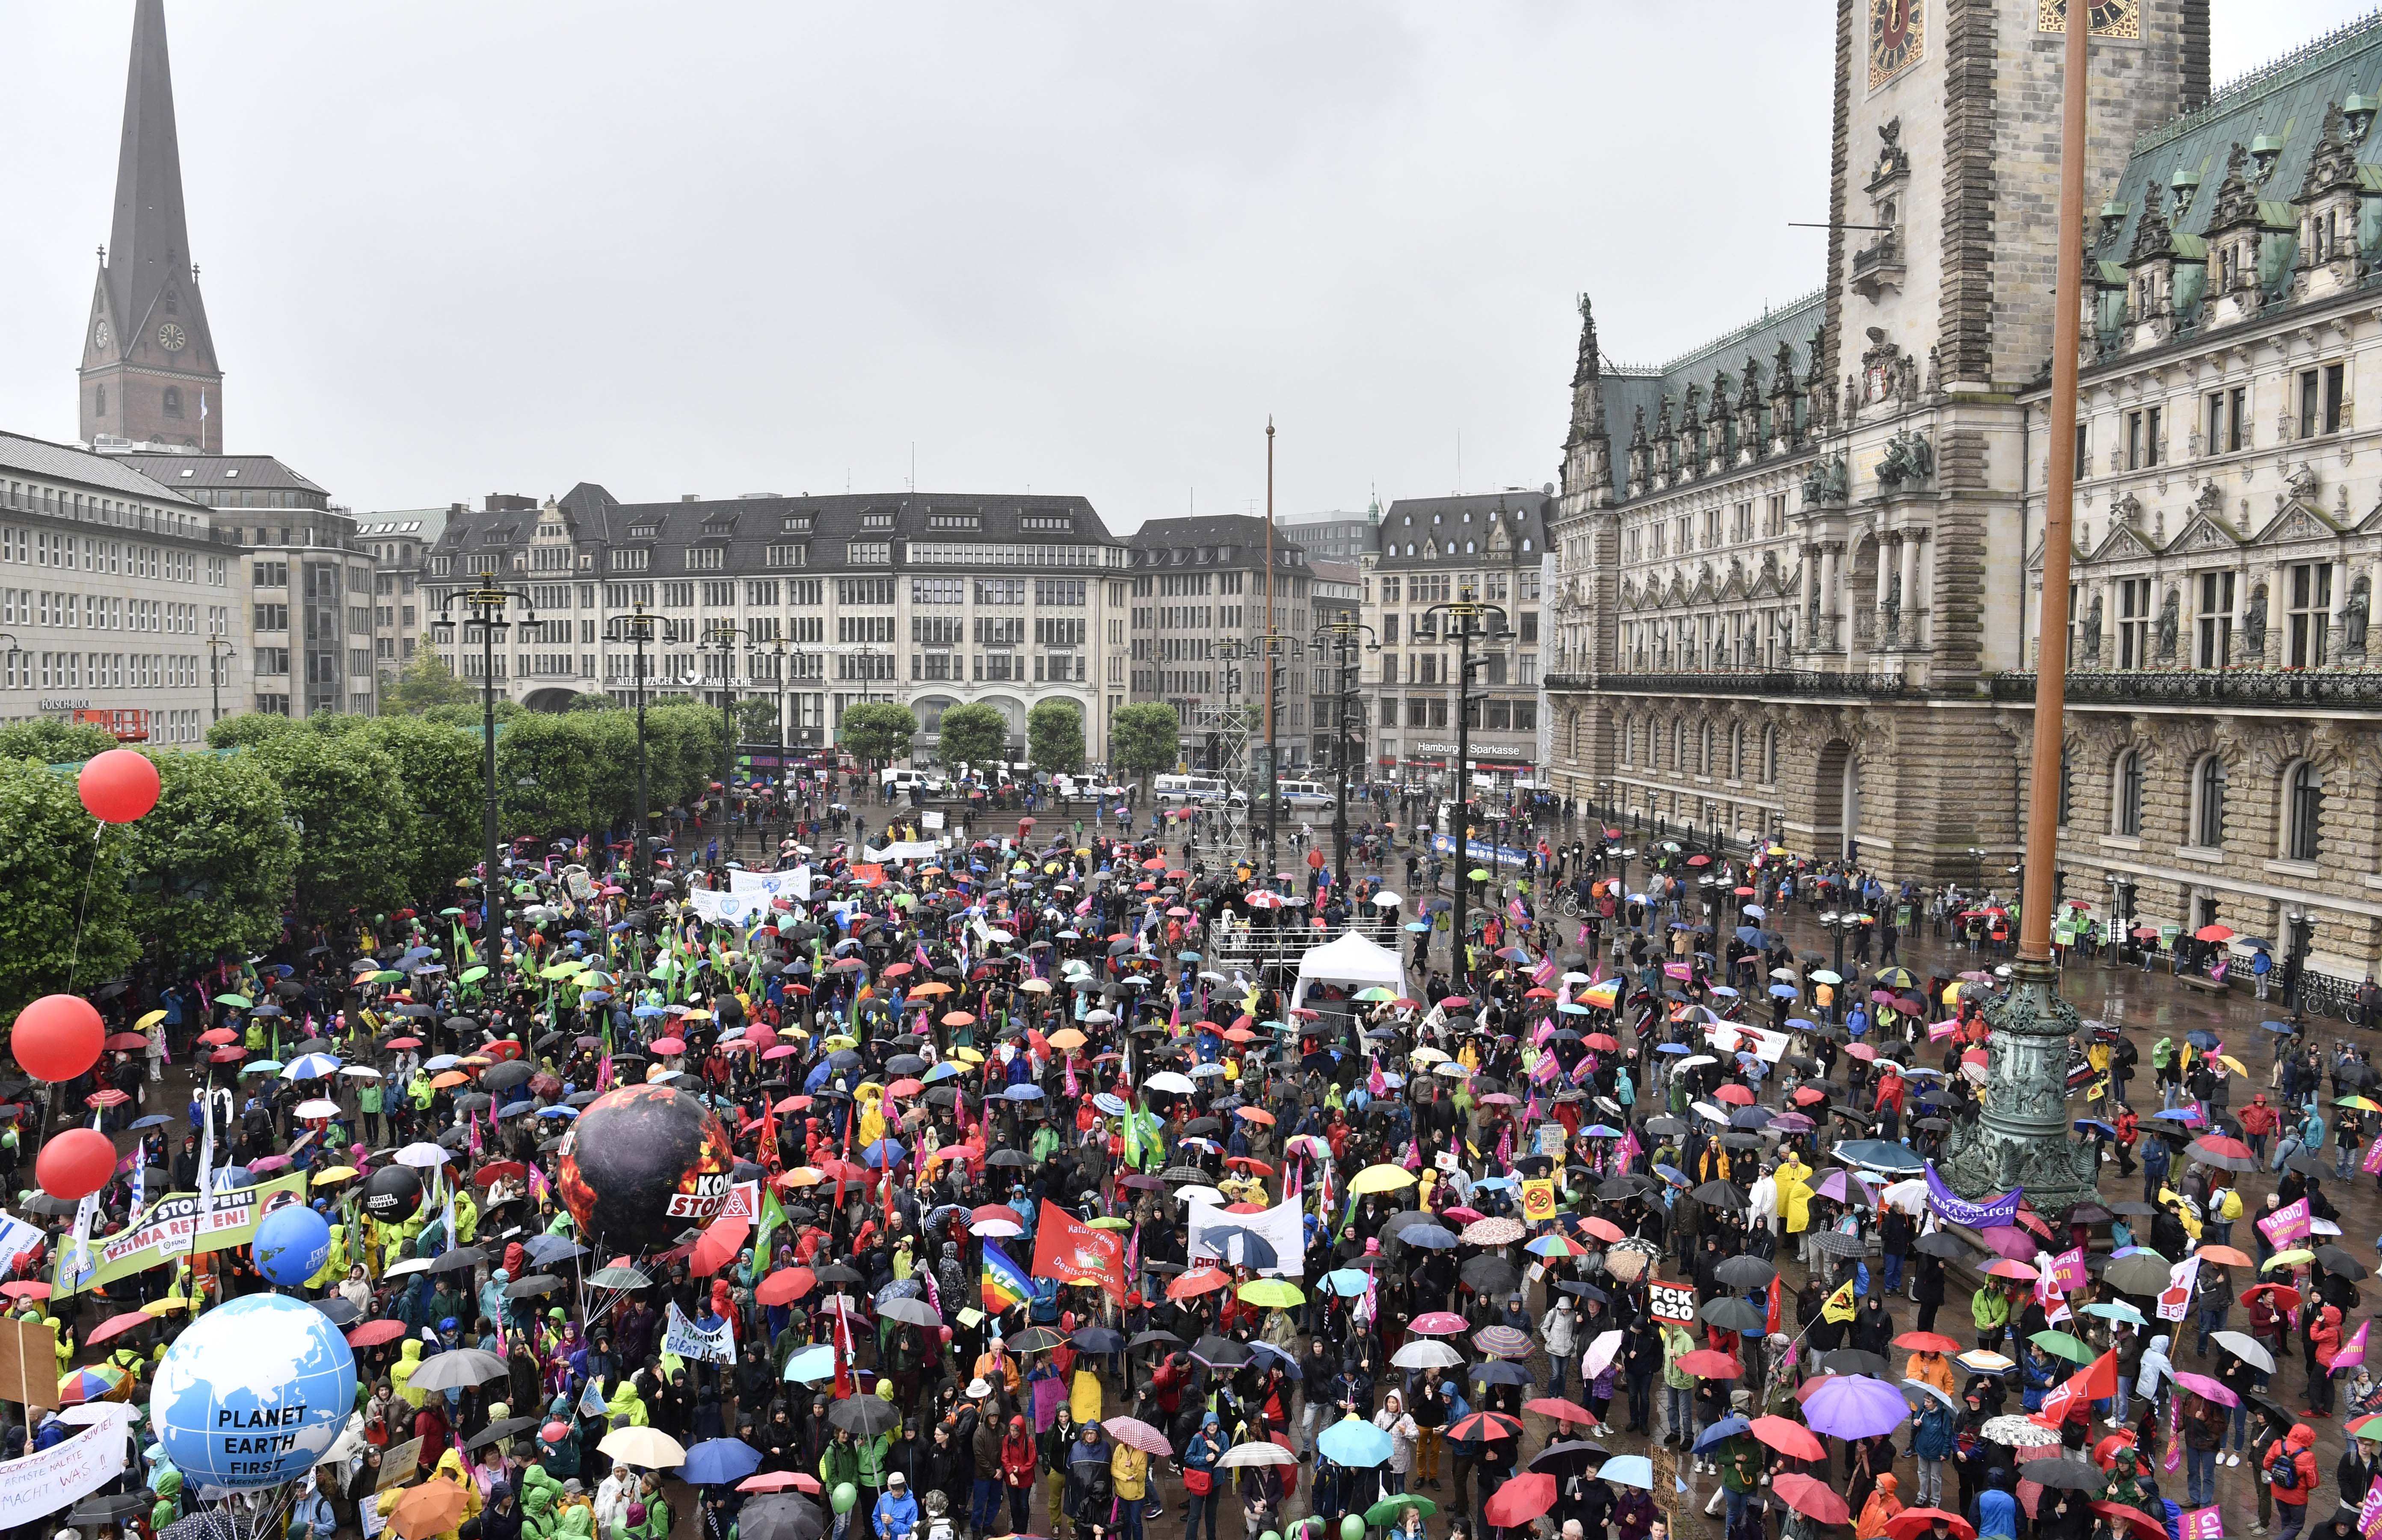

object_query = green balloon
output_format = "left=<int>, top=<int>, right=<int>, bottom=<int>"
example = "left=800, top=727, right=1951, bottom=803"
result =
left=1342, top=1518, right=1367, bottom=1540
left=1261, top=1531, right=1281, bottom=1540
left=832, top=1485, right=858, bottom=1516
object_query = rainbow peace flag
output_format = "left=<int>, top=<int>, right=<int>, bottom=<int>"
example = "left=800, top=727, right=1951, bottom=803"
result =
left=981, top=1240, right=1031, bottom=1312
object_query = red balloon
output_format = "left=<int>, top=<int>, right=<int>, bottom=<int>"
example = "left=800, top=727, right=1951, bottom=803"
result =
left=34, top=1128, right=114, bottom=1202
left=12, top=995, right=104, bottom=1083
left=77, top=748, right=159, bottom=823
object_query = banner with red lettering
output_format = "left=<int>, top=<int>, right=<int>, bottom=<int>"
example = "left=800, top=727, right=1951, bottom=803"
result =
left=1032, top=1199, right=1127, bottom=1303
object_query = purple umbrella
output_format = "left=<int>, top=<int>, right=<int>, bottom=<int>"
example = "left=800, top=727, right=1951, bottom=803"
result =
left=1976, top=1225, right=2039, bottom=1263
left=2171, top=1372, right=2238, bottom=1407
left=1771, top=1112, right=1816, bottom=1132
left=1801, top=1375, right=1912, bottom=1440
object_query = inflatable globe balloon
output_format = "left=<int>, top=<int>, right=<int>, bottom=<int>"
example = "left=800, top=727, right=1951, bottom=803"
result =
left=252, top=1205, right=332, bottom=1287
left=151, top=1293, right=355, bottom=1490
left=358, top=1164, right=422, bottom=1224
left=556, top=1082, right=736, bottom=1253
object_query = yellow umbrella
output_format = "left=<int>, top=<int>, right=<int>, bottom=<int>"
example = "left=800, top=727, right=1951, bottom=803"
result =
left=1238, top=1279, right=1305, bottom=1308
left=1019, top=979, right=1053, bottom=995
left=951, top=1048, right=986, bottom=1066
left=781, top=1167, right=826, bottom=1188
left=1941, top=984, right=1964, bottom=1005
left=2263, top=1249, right=2315, bottom=1272
left=136, top=1009, right=168, bottom=1031
left=311, top=1166, right=361, bottom=1185
left=142, top=1295, right=192, bottom=1316
left=2216, top=1055, right=2248, bottom=1075
left=1350, top=1164, right=1417, bottom=1195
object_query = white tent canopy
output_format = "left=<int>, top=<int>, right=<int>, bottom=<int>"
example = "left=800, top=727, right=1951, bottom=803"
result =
left=1289, top=931, right=1407, bottom=1013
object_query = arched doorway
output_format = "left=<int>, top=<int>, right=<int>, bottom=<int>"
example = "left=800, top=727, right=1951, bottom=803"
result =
left=1813, top=738, right=1861, bottom=863
left=521, top=687, right=578, bottom=713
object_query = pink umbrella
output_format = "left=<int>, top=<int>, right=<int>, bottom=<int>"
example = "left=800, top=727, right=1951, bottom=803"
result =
left=1411, top=1312, right=1469, bottom=1336
left=1976, top=1225, right=2039, bottom=1263
left=650, top=1036, right=687, bottom=1054
left=2172, top=1372, right=2238, bottom=1407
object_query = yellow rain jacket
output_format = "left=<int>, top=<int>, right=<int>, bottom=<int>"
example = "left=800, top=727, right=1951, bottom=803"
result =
left=1775, top=1156, right=1814, bottom=1235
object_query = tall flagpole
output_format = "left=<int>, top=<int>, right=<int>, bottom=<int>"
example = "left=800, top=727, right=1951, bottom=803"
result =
left=1940, top=0, right=2100, bottom=1210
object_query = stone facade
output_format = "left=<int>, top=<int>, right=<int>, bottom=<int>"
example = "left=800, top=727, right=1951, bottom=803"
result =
left=1545, top=2, right=2382, bottom=986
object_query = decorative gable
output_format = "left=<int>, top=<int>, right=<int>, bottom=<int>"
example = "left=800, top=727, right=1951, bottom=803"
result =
left=2166, top=512, right=2243, bottom=555
left=2252, top=501, right=2344, bottom=545
left=2087, top=522, right=2159, bottom=563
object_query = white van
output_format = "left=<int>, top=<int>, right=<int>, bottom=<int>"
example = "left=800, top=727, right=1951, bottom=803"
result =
left=1276, top=779, right=1334, bottom=810
left=1155, top=773, right=1244, bottom=806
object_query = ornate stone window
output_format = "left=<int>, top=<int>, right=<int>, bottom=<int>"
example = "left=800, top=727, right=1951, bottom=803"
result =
left=2112, top=749, right=2144, bottom=838
left=2284, top=761, right=2323, bottom=862
left=2191, top=755, right=2228, bottom=850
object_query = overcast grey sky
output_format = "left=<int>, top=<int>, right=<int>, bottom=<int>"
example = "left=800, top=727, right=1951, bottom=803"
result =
left=0, top=2, right=2368, bottom=526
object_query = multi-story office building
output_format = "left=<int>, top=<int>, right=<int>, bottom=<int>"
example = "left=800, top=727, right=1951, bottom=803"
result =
left=425, top=486, right=1132, bottom=762
left=0, top=431, right=240, bottom=742
left=119, top=453, right=367, bottom=719
left=1280, top=506, right=1380, bottom=562
left=1362, top=492, right=1552, bottom=790
left=356, top=506, right=450, bottom=679
left=1125, top=515, right=1318, bottom=773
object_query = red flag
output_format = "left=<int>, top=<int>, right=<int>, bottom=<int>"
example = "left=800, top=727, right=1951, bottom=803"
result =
left=1765, top=1275, right=1783, bottom=1337
left=2033, top=1348, right=2118, bottom=1428
left=1031, top=1199, right=1127, bottom=1303
left=832, top=1296, right=856, bottom=1400
left=758, top=1099, right=782, bottom=1174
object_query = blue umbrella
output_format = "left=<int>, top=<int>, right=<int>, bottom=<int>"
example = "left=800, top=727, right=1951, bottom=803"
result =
left=1317, top=1418, right=1392, bottom=1467
left=1092, top=1093, right=1127, bottom=1116
left=1734, top=927, right=1763, bottom=945
left=2074, top=1119, right=2116, bottom=1137
left=1709, top=986, right=1739, bottom=998
left=1656, top=1043, right=1692, bottom=1055
left=634, top=1005, right=667, bottom=1019
left=1249, top=1341, right=1302, bottom=1377
left=1692, top=1415, right=1750, bottom=1453
left=1599, top=1455, right=1655, bottom=1491
left=1768, top=984, right=1798, bottom=998
left=424, top=1054, right=462, bottom=1072
left=1398, top=1224, right=1458, bottom=1250
left=1004, top=1084, right=1046, bottom=1102
left=2261, top=1021, right=2294, bottom=1034
left=783, top=1344, right=836, bottom=1382
left=2185, top=1030, right=2221, bottom=1050
left=524, top=1235, right=587, bottom=1265
left=679, top=1438, right=761, bottom=1486
left=1323, top=1268, right=1372, bottom=1297
left=1786, top=1018, right=1817, bottom=1031
left=862, top=1137, right=908, bottom=1168
left=1582, top=1124, right=1624, bottom=1138
left=1654, top=1164, right=1692, bottom=1189
left=1729, top=1107, right=1773, bottom=1130
left=127, top=1115, right=171, bottom=1131
left=537, top=1106, right=578, bottom=1119
left=1833, top=1139, right=1923, bottom=1173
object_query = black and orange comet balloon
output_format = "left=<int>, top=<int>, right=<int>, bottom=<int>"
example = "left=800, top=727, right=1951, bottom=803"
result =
left=556, top=1082, right=737, bottom=1253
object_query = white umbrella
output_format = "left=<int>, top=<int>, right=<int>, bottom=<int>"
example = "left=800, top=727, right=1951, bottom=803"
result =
left=1390, top=1339, right=1463, bottom=1370
left=1583, top=1328, right=1624, bottom=1378
left=971, top=1219, right=1024, bottom=1238
left=598, top=1427, right=687, bottom=1470
left=1878, top=1179, right=1930, bottom=1215
left=295, top=1099, right=341, bottom=1120
left=383, top=1258, right=434, bottom=1278
left=1144, top=1072, right=1198, bottom=1095
left=1218, top=1441, right=1298, bottom=1469
left=1691, top=1102, right=1731, bottom=1125
left=340, top=1066, right=383, bottom=1080
left=394, top=1143, right=447, bottom=1169
left=1370, top=891, right=1403, bottom=907
left=1677, top=1055, right=1718, bottom=1069
left=1174, top=1185, right=1228, bottom=1207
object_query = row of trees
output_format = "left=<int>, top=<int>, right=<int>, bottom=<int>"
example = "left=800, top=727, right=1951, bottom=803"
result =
left=839, top=697, right=1185, bottom=789
left=0, top=693, right=728, bottom=1019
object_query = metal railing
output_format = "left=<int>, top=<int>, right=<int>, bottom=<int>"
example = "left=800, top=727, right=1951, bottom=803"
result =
left=1991, top=668, right=2382, bottom=706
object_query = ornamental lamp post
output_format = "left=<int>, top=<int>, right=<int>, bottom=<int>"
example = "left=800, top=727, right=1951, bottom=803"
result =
left=1310, top=618, right=1378, bottom=897
left=1420, top=588, right=1514, bottom=992
left=2284, top=903, right=2318, bottom=1025
left=430, top=573, right=538, bottom=960
left=205, top=634, right=234, bottom=723
left=603, top=602, right=660, bottom=899
left=1819, top=909, right=1848, bottom=984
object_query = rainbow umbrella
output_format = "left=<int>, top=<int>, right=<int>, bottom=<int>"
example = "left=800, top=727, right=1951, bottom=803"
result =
left=58, top=1365, right=128, bottom=1404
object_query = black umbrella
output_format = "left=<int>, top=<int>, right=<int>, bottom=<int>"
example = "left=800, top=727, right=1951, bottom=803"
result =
left=67, top=1494, right=151, bottom=1527
left=815, top=1262, right=864, bottom=1285
left=2317, top=1245, right=2370, bottom=1280
left=483, top=1060, right=535, bottom=1091
left=1714, top=1256, right=1777, bottom=1289
left=466, top=1416, right=543, bottom=1452
left=430, top=1246, right=487, bottom=1275
left=1913, top=1232, right=1972, bottom=1261
left=1807, top=1230, right=1867, bottom=1259
left=1701, top=1297, right=1767, bottom=1334
left=1692, top=1180, right=1748, bottom=1209
left=311, top=1297, right=361, bottom=1328
left=1823, top=1348, right=1890, bottom=1378
left=506, top=1273, right=566, bottom=1298
left=1129, top=1330, right=1185, bottom=1351
left=2019, top=1457, right=2104, bottom=1491
left=827, top=1396, right=900, bottom=1437
left=1461, top=1256, right=1520, bottom=1295
left=1192, top=1334, right=1250, bottom=1368
left=738, top=1496, right=828, bottom=1540
left=1529, top=1439, right=1611, bottom=1475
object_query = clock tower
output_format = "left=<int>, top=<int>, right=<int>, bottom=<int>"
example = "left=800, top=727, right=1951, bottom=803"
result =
left=80, top=0, right=222, bottom=453
left=1823, top=0, right=2207, bottom=394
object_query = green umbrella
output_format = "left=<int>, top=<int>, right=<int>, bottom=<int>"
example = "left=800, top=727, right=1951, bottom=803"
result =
left=1366, top=1498, right=1437, bottom=1526
left=216, top=993, right=253, bottom=1010
left=2029, top=1330, right=2093, bottom=1364
left=1469, top=869, right=1490, bottom=881
left=1239, top=1279, right=1305, bottom=1309
left=458, top=966, right=488, bottom=984
left=373, top=971, right=404, bottom=984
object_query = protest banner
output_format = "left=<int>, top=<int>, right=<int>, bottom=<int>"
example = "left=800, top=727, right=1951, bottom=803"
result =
left=664, top=1301, right=737, bottom=1364
left=1520, top=1179, right=1557, bottom=1223
left=1185, top=1194, right=1303, bottom=1281
left=53, top=1173, right=308, bottom=1297
left=376, top=1437, right=424, bottom=1490
left=1036, top=1199, right=1130, bottom=1298
left=2259, top=1197, right=2312, bottom=1248
left=685, top=888, right=764, bottom=926
left=0, top=1410, right=132, bottom=1529
left=1647, top=1280, right=1698, bottom=1325
left=0, top=1319, right=59, bottom=1409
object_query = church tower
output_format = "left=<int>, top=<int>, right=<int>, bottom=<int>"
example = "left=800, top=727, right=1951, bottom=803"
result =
left=80, top=0, right=222, bottom=452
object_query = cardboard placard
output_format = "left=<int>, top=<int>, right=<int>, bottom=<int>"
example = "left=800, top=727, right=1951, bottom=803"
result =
left=376, top=1436, right=424, bottom=1490
left=0, top=1318, right=59, bottom=1409
left=1647, top=1280, right=1698, bottom=1325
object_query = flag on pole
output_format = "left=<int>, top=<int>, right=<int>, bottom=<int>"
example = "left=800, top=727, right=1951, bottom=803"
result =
left=981, top=1240, right=1031, bottom=1312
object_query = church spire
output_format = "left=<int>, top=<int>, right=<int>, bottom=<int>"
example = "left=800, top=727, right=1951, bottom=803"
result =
left=82, top=0, right=222, bottom=451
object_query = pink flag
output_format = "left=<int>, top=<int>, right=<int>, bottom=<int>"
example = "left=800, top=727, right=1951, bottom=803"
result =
left=2362, top=1137, right=2382, bottom=1177
left=2337, top=1320, right=2370, bottom=1372
left=2258, top=1197, right=2313, bottom=1247
left=2163, top=1388, right=2182, bottom=1473
left=2181, top=1508, right=2222, bottom=1540
left=1368, top=1059, right=1387, bottom=1098
left=595, top=1054, right=614, bottom=1093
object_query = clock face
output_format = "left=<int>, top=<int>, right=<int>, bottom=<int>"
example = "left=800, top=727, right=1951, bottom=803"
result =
left=2037, top=0, right=2141, bottom=38
left=157, top=322, right=186, bottom=352
left=1869, top=0, right=1924, bottom=86
left=92, top=320, right=110, bottom=349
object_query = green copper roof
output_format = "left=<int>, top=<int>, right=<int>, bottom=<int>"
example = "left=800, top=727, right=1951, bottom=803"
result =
left=1599, top=287, right=1827, bottom=479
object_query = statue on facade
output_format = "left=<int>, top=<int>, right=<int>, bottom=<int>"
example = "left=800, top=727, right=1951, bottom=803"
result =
left=2284, top=463, right=2321, bottom=507
left=2195, top=480, right=2225, bottom=518
left=2246, top=582, right=2270, bottom=657
left=2347, top=572, right=2371, bottom=657
left=2080, top=590, right=2104, bottom=664
left=1926, top=344, right=1943, bottom=396
left=2155, top=586, right=2181, bottom=661
left=1875, top=431, right=1935, bottom=490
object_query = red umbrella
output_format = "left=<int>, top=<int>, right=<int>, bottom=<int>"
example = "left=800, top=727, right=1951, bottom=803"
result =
left=348, top=1319, right=409, bottom=1347
left=689, top=1214, right=751, bottom=1277
left=1483, top=1473, right=1557, bottom=1528
left=103, top=1034, right=149, bottom=1051
left=1677, top=1349, right=1742, bottom=1379
left=1582, top=1217, right=1626, bottom=1244
left=1167, top=1267, right=1231, bottom=1300
left=1887, top=1511, right=1976, bottom=1540
left=1773, top=1475, right=1851, bottom=1525
left=1749, top=1415, right=1825, bottom=1460
left=1522, top=1397, right=1597, bottom=1425
left=1894, top=1331, right=1963, bottom=1355
left=208, top=1047, right=243, bottom=1063
left=756, top=1268, right=816, bottom=1306
left=198, top=1028, right=237, bottom=1046
left=1448, top=1411, right=1524, bottom=1442
left=86, top=1311, right=153, bottom=1348
left=1713, top=1084, right=1754, bottom=1106
left=738, top=1473, right=821, bottom=1494
left=2092, top=1502, right=2170, bottom=1540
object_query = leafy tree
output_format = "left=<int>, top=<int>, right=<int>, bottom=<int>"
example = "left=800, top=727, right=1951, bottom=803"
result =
left=381, top=649, right=476, bottom=714
left=735, top=696, right=782, bottom=744
left=1028, top=699, right=1085, bottom=776
left=1108, top=702, right=1183, bottom=790
left=643, top=703, right=729, bottom=812
left=207, top=712, right=300, bottom=751
left=498, top=712, right=598, bottom=841
left=360, top=717, right=483, bottom=909
left=126, top=750, right=299, bottom=965
left=936, top=703, right=1009, bottom=773
left=421, top=698, right=519, bottom=729
left=838, top=702, right=918, bottom=768
left=0, top=761, right=138, bottom=1022
left=250, top=730, right=412, bottom=920
left=566, top=692, right=620, bottom=712
left=0, top=720, right=120, bottom=765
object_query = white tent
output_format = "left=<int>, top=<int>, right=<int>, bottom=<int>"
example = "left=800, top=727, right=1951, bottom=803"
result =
left=1289, top=930, right=1407, bottom=1013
